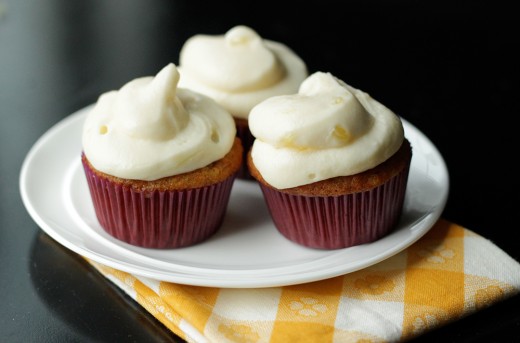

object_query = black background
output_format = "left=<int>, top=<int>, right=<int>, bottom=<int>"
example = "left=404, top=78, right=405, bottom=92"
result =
left=1, top=1, right=519, bottom=342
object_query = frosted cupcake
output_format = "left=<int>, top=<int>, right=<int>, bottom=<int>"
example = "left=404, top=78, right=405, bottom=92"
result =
left=82, top=63, right=242, bottom=249
left=178, top=25, right=308, bottom=179
left=247, top=72, right=412, bottom=249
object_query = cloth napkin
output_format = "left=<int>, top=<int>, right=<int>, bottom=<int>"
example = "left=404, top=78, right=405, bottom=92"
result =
left=87, top=219, right=520, bottom=343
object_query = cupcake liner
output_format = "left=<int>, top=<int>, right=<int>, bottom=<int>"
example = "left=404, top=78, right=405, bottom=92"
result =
left=258, top=165, right=410, bottom=249
left=235, top=121, right=255, bottom=181
left=82, top=159, right=235, bottom=249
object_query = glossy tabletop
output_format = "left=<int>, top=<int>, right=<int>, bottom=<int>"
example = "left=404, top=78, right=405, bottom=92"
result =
left=1, top=1, right=519, bottom=342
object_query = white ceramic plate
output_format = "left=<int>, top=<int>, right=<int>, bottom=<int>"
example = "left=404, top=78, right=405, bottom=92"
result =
left=20, top=105, right=449, bottom=288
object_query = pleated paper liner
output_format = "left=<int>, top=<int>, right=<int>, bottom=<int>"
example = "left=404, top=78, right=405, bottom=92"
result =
left=82, top=157, right=236, bottom=249
left=258, top=166, right=409, bottom=249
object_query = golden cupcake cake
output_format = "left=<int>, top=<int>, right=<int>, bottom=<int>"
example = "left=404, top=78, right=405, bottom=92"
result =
left=247, top=71, right=412, bottom=249
left=82, top=63, right=242, bottom=249
left=177, top=25, right=308, bottom=179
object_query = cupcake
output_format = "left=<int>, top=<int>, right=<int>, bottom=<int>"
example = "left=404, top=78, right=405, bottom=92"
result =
left=177, top=25, right=308, bottom=179
left=247, top=72, right=412, bottom=249
left=81, top=63, right=242, bottom=249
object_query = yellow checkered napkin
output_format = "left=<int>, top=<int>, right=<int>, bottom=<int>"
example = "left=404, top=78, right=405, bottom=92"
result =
left=87, top=219, right=520, bottom=343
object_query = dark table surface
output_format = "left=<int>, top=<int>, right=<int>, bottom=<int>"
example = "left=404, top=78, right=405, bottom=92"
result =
left=2, top=1, right=519, bottom=342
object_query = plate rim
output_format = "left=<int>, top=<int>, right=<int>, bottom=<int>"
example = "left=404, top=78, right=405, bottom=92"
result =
left=19, top=105, right=449, bottom=288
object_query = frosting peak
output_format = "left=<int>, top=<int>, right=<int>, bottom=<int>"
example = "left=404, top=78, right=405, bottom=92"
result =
left=249, top=71, right=405, bottom=189
left=250, top=72, right=374, bottom=150
left=225, top=25, right=260, bottom=46
left=82, top=63, right=236, bottom=181
left=109, top=64, right=189, bottom=141
left=178, top=25, right=308, bottom=118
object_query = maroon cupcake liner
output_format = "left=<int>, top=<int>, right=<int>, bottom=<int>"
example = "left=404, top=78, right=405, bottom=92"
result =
left=235, top=122, right=255, bottom=181
left=82, top=158, right=236, bottom=249
left=257, top=166, right=411, bottom=249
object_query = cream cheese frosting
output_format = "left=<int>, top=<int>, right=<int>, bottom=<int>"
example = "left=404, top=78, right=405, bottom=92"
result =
left=177, top=25, right=308, bottom=119
left=82, top=63, right=236, bottom=181
left=249, top=72, right=405, bottom=189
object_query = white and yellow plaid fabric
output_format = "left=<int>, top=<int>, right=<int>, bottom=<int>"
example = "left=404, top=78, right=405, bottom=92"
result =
left=88, top=219, right=520, bottom=343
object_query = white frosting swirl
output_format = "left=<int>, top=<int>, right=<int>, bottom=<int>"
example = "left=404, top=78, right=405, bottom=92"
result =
left=249, top=72, right=405, bottom=189
left=82, top=63, right=236, bottom=181
left=178, top=25, right=308, bottom=119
